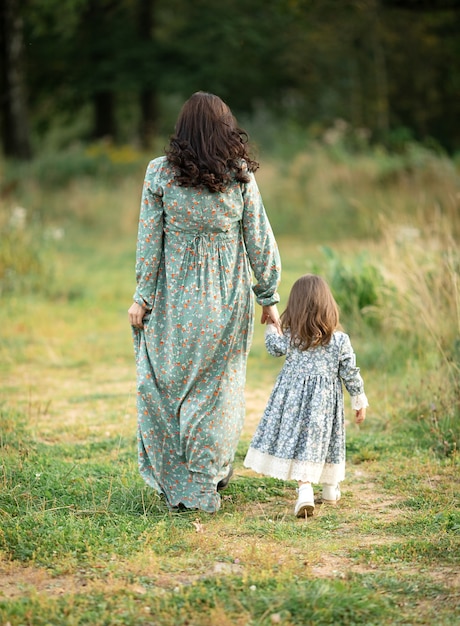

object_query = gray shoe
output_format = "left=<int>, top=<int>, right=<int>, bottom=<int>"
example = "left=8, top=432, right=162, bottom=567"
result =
left=217, top=465, right=233, bottom=491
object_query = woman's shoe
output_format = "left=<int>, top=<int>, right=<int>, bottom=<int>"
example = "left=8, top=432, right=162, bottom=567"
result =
left=322, top=484, right=341, bottom=504
left=294, top=483, right=315, bottom=517
left=217, top=465, right=233, bottom=491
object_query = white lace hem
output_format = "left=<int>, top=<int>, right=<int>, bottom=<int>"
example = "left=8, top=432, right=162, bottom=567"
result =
left=351, top=393, right=369, bottom=410
left=244, top=447, right=345, bottom=484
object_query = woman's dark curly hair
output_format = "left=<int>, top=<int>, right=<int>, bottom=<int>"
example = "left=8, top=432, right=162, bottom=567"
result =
left=165, top=92, right=259, bottom=193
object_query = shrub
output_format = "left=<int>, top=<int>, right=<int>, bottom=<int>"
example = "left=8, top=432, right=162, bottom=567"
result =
left=318, top=246, right=384, bottom=319
left=0, top=205, right=55, bottom=296
left=2, top=142, right=147, bottom=189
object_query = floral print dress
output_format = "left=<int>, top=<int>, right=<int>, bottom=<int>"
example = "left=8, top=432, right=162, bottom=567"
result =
left=132, top=157, right=281, bottom=512
left=244, top=326, right=368, bottom=485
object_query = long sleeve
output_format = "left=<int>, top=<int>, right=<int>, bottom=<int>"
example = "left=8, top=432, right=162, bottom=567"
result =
left=265, top=324, right=289, bottom=357
left=351, top=393, right=369, bottom=410
left=338, top=333, right=368, bottom=404
left=133, top=160, right=164, bottom=309
left=241, top=172, right=281, bottom=306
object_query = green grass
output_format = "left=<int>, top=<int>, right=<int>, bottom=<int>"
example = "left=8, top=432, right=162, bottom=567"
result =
left=1, top=143, right=459, bottom=624
left=0, top=576, right=399, bottom=626
left=1, top=399, right=459, bottom=624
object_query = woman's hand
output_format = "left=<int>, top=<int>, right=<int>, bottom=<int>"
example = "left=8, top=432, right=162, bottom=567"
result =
left=128, top=302, right=148, bottom=329
left=261, top=304, right=281, bottom=333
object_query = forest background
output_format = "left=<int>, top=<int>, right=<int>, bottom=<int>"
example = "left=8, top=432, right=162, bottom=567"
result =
left=1, top=0, right=459, bottom=625
left=2, top=0, right=460, bottom=156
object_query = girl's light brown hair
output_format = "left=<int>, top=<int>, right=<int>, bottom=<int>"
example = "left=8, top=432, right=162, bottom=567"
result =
left=281, top=274, right=341, bottom=349
left=165, top=91, right=259, bottom=193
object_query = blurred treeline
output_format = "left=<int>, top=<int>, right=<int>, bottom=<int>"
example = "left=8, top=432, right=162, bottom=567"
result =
left=1, top=0, right=460, bottom=159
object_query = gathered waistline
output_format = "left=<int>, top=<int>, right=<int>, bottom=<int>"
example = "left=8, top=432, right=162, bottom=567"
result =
left=164, top=224, right=240, bottom=243
left=165, top=225, right=241, bottom=258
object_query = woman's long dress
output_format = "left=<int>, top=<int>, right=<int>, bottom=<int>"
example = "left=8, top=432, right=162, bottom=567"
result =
left=132, top=157, right=281, bottom=512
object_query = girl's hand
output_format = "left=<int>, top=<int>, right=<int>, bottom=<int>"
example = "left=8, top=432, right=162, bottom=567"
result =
left=261, top=304, right=281, bottom=334
left=355, top=407, right=366, bottom=424
left=128, top=302, right=147, bottom=329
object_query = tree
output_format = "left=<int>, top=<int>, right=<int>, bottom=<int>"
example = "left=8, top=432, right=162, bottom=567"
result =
left=138, top=0, right=157, bottom=148
left=155, top=0, right=297, bottom=113
left=25, top=0, right=150, bottom=143
left=0, top=0, right=32, bottom=158
left=8, top=0, right=460, bottom=153
left=81, top=0, right=118, bottom=139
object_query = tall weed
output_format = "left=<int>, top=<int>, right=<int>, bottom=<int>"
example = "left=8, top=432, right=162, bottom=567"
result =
left=0, top=204, right=56, bottom=296
left=375, top=210, right=460, bottom=457
left=258, top=139, right=459, bottom=242
left=377, top=211, right=459, bottom=368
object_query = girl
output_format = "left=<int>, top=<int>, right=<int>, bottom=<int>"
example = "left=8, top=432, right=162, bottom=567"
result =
left=244, top=274, right=368, bottom=518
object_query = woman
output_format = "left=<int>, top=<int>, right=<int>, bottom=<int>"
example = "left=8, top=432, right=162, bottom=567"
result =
left=128, top=92, right=281, bottom=512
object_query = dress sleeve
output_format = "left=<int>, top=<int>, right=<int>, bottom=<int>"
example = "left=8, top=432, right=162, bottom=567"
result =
left=265, top=324, right=289, bottom=357
left=133, top=160, right=164, bottom=309
left=351, top=393, right=369, bottom=410
left=241, top=172, right=281, bottom=306
left=338, top=333, right=367, bottom=399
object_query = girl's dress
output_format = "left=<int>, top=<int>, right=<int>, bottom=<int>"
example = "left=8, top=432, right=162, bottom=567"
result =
left=132, top=157, right=280, bottom=513
left=244, top=326, right=368, bottom=485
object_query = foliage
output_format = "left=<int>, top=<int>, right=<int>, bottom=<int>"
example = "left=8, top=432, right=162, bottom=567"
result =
left=3, top=0, right=460, bottom=154
left=258, top=134, right=459, bottom=242
left=2, top=143, right=146, bottom=188
left=0, top=205, right=55, bottom=296
left=317, top=246, right=383, bottom=319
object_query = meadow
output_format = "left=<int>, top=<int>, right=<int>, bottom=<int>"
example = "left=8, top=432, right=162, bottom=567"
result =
left=0, top=136, right=459, bottom=625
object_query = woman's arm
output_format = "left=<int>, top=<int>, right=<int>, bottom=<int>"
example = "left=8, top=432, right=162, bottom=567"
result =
left=241, top=172, right=281, bottom=309
left=130, top=160, right=164, bottom=326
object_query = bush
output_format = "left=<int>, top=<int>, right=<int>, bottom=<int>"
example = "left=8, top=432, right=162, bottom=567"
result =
left=0, top=205, right=55, bottom=296
left=318, top=246, right=384, bottom=319
left=2, top=142, right=147, bottom=189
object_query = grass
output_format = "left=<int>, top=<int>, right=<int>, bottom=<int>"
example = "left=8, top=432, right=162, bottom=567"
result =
left=1, top=142, right=459, bottom=624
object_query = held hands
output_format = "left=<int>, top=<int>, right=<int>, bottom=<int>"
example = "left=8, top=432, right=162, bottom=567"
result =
left=261, top=304, right=281, bottom=334
left=355, top=407, right=366, bottom=424
left=128, top=302, right=147, bottom=329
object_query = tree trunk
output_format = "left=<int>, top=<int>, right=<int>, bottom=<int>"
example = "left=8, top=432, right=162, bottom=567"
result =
left=349, top=45, right=363, bottom=129
left=93, top=90, right=116, bottom=140
left=371, top=1, right=389, bottom=137
left=139, top=89, right=157, bottom=149
left=0, top=0, right=32, bottom=159
left=84, top=0, right=117, bottom=141
left=138, top=0, right=156, bottom=148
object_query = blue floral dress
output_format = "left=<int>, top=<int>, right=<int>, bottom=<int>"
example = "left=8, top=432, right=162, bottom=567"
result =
left=132, top=157, right=281, bottom=512
left=244, top=326, right=367, bottom=485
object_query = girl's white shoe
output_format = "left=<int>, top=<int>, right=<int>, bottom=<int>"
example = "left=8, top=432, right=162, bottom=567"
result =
left=322, top=484, right=341, bottom=504
left=294, top=483, right=315, bottom=517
